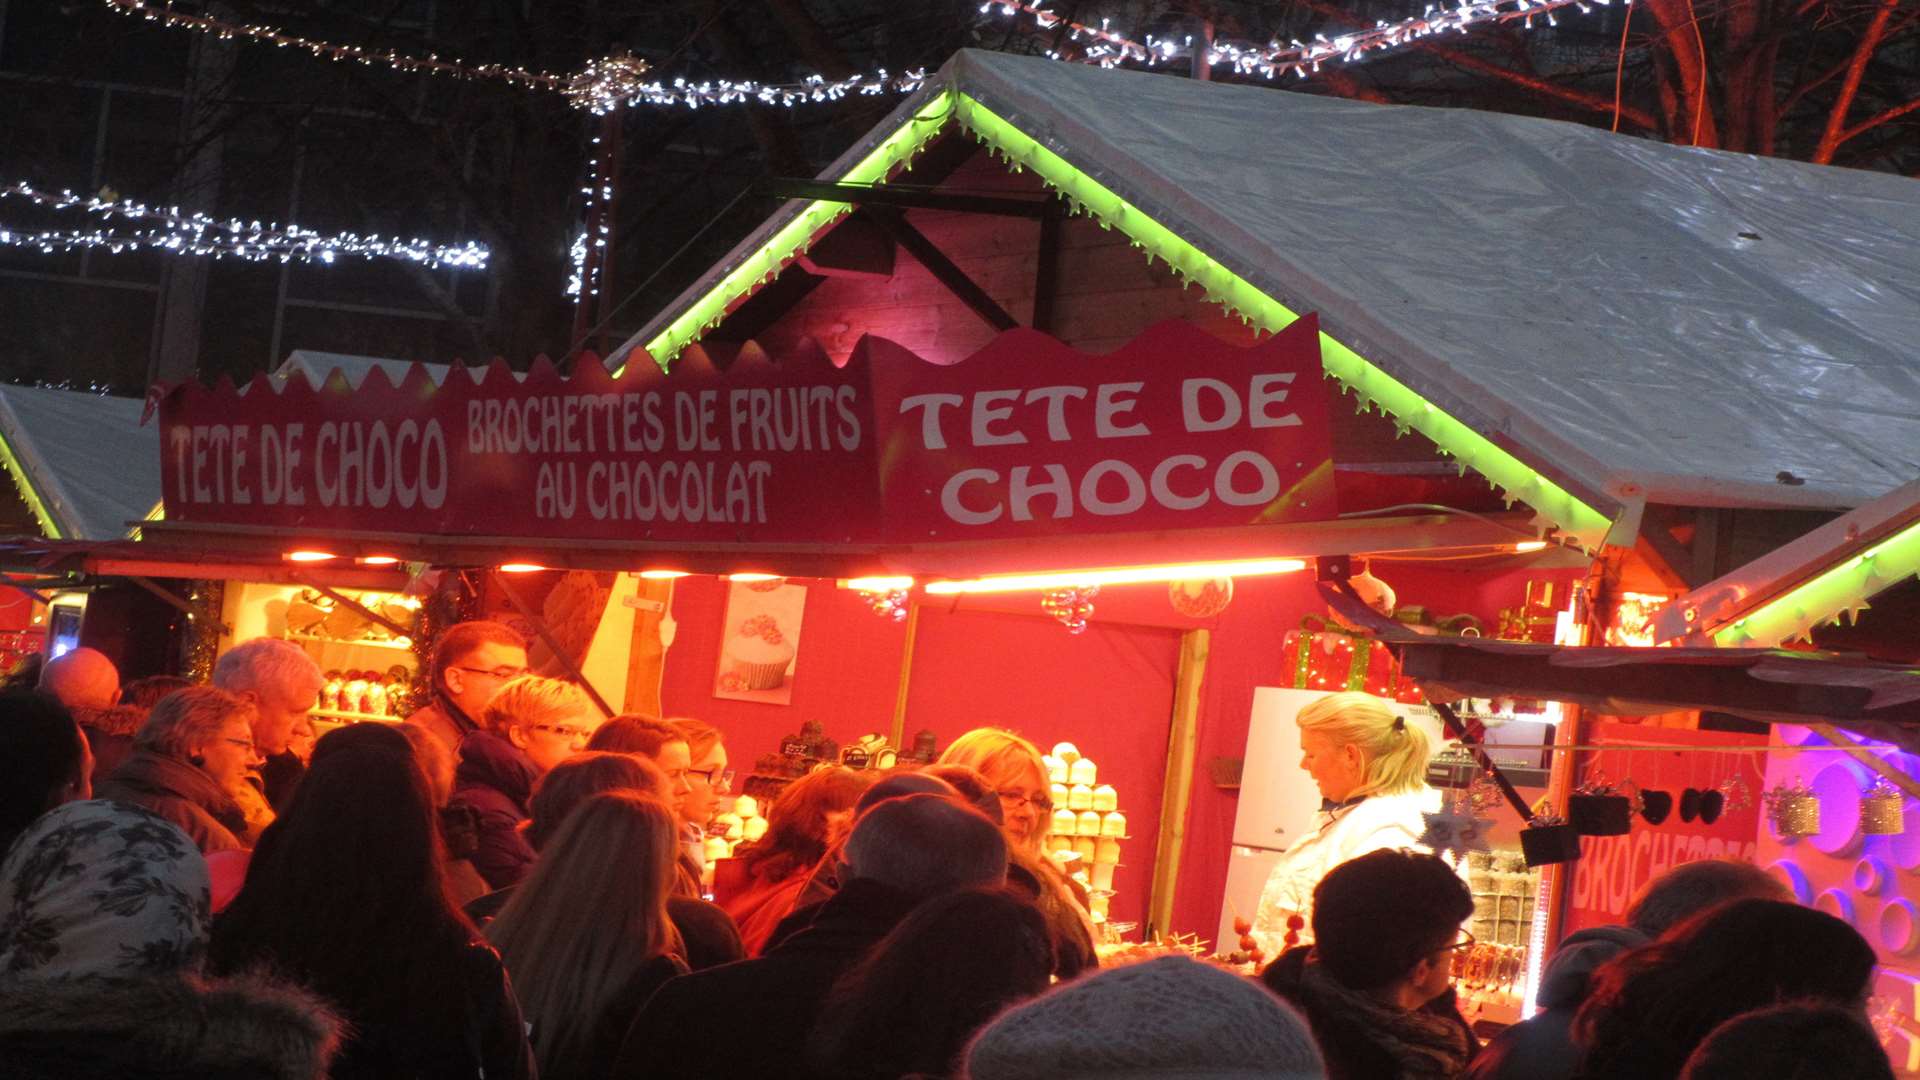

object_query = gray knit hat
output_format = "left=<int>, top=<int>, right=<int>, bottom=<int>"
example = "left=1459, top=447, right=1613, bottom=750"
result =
left=963, top=954, right=1327, bottom=1080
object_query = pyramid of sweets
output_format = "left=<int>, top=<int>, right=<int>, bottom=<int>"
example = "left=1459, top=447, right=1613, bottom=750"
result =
left=701, top=793, right=770, bottom=865
left=1041, top=741, right=1126, bottom=926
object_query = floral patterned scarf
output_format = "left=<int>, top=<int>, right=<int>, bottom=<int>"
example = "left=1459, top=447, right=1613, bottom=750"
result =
left=0, top=800, right=211, bottom=982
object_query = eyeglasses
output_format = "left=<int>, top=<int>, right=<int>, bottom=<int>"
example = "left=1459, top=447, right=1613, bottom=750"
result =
left=530, top=723, right=593, bottom=745
left=997, top=789, right=1054, bottom=813
left=1442, top=929, right=1476, bottom=954
left=454, top=664, right=527, bottom=681
left=689, top=766, right=735, bottom=793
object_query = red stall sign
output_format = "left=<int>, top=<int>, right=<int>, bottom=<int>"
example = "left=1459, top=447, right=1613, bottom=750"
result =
left=158, top=317, right=1336, bottom=546
left=864, top=315, right=1335, bottom=541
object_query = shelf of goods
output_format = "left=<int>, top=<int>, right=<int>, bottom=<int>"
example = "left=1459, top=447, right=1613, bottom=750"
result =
left=1457, top=850, right=1539, bottom=1026
left=1041, top=742, right=1126, bottom=931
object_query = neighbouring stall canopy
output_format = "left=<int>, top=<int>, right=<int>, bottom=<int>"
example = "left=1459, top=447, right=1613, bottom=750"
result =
left=0, top=384, right=159, bottom=540
left=612, top=48, right=1920, bottom=546
left=1651, top=475, right=1920, bottom=647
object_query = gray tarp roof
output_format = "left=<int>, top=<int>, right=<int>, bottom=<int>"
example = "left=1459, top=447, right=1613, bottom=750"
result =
left=0, top=385, right=158, bottom=540
left=614, top=49, right=1920, bottom=514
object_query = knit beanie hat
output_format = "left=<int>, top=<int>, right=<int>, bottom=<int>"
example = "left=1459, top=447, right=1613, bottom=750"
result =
left=964, top=954, right=1326, bottom=1080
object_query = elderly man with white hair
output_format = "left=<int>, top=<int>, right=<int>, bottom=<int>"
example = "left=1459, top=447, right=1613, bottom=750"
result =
left=213, top=638, right=325, bottom=810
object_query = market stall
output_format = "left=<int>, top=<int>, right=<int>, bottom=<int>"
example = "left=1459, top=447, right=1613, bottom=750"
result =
left=124, top=44, right=1920, bottom=1016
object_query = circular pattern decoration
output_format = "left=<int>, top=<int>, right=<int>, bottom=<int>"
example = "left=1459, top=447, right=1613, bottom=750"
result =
left=1880, top=899, right=1920, bottom=956
left=1168, top=577, right=1234, bottom=619
left=1889, top=798, right=1920, bottom=873
left=1766, top=859, right=1812, bottom=905
left=1813, top=888, right=1857, bottom=927
left=1808, top=761, right=1869, bottom=857
left=1855, top=857, right=1891, bottom=896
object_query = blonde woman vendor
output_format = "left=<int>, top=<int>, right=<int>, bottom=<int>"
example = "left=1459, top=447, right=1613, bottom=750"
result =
left=1251, top=691, right=1438, bottom=957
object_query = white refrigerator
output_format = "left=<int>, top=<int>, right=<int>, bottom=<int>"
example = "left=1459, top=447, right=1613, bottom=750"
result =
left=1214, top=687, right=1443, bottom=951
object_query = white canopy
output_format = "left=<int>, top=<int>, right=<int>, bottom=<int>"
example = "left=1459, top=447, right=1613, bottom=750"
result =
left=0, top=385, right=158, bottom=540
left=615, top=49, right=1920, bottom=516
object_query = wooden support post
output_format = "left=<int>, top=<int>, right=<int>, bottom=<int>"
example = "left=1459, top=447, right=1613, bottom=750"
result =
left=1147, top=629, right=1209, bottom=942
left=889, top=603, right=921, bottom=750
left=1808, top=723, right=1920, bottom=801
left=622, top=577, right=674, bottom=718
left=869, top=209, right=1020, bottom=332
left=1033, top=198, right=1062, bottom=334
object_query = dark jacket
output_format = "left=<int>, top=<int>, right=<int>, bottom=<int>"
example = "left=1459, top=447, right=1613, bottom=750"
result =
left=466, top=887, right=746, bottom=972
left=613, top=877, right=923, bottom=1080
left=258, top=750, right=304, bottom=812
left=407, top=696, right=478, bottom=764
left=0, top=971, right=343, bottom=1080
left=451, top=730, right=539, bottom=889
left=326, top=939, right=536, bottom=1080
left=71, top=703, right=146, bottom=781
left=1463, top=925, right=1649, bottom=1080
left=1262, top=945, right=1480, bottom=1080
left=95, top=750, right=246, bottom=854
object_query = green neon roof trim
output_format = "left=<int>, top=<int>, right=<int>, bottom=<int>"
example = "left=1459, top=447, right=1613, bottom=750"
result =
left=0, top=426, right=62, bottom=539
left=639, top=89, right=957, bottom=370
left=953, top=93, right=1612, bottom=550
left=1713, top=516, right=1920, bottom=647
left=630, top=83, right=1612, bottom=548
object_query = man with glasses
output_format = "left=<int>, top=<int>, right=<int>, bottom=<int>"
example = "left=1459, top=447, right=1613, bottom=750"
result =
left=451, top=674, right=601, bottom=889
left=1260, top=848, right=1481, bottom=1077
left=407, top=620, right=530, bottom=760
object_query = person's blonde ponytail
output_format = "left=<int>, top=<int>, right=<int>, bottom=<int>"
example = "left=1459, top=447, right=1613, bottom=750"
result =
left=1295, top=691, right=1432, bottom=798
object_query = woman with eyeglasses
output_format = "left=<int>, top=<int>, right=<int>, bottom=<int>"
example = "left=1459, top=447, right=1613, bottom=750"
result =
left=1261, top=848, right=1480, bottom=1079
left=95, top=685, right=256, bottom=854
left=452, top=674, right=601, bottom=889
left=937, top=728, right=1098, bottom=977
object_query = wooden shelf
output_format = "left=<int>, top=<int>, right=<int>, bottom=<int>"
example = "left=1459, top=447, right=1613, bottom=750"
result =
left=290, top=634, right=415, bottom=652
left=313, top=708, right=401, bottom=723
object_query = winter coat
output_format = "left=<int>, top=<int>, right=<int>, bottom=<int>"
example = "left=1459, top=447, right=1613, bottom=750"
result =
left=467, top=887, right=746, bottom=972
left=95, top=751, right=247, bottom=854
left=719, top=866, right=810, bottom=957
left=71, top=703, right=146, bottom=781
left=1262, top=945, right=1480, bottom=1080
left=325, top=939, right=535, bottom=1080
left=258, top=750, right=305, bottom=812
left=406, top=696, right=478, bottom=763
left=1252, top=788, right=1439, bottom=955
left=450, top=730, right=540, bottom=890
left=0, top=972, right=343, bottom=1080
left=613, top=877, right=923, bottom=1080
left=1463, top=925, right=1649, bottom=1080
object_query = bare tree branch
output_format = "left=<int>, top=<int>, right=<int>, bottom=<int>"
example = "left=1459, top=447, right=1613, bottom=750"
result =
left=1813, top=0, right=1902, bottom=163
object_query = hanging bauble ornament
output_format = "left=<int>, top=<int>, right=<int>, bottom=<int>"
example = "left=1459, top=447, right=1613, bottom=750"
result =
left=1862, top=779, right=1905, bottom=836
left=1465, top=771, right=1504, bottom=815
left=858, top=587, right=911, bottom=622
left=1169, top=577, right=1234, bottom=619
left=1718, top=773, right=1753, bottom=813
left=1041, top=586, right=1099, bottom=635
left=1764, top=778, right=1821, bottom=839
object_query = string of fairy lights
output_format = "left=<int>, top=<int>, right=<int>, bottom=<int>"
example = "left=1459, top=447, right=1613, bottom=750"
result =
left=0, top=181, right=489, bottom=268
left=8, top=0, right=1597, bottom=273
left=981, top=0, right=1616, bottom=78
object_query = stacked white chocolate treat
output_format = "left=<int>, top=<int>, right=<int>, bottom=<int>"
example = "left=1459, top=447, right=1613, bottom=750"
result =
left=1042, top=741, right=1125, bottom=927
left=702, top=793, right=770, bottom=865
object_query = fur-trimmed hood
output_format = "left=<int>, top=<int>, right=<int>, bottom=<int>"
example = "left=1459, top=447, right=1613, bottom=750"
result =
left=72, top=703, right=150, bottom=739
left=0, top=971, right=343, bottom=1080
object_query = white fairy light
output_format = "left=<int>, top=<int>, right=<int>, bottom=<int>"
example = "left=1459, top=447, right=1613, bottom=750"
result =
left=1, top=180, right=489, bottom=268
left=102, top=0, right=926, bottom=114
left=989, top=0, right=1609, bottom=80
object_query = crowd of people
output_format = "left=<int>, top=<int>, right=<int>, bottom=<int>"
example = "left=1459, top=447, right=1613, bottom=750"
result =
left=0, top=626, right=1899, bottom=1079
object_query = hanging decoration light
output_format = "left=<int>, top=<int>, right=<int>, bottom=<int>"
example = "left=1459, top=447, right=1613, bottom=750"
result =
left=983, top=0, right=1612, bottom=80
left=2, top=181, right=488, bottom=268
left=1040, top=585, right=1098, bottom=634
left=1718, top=771, right=1754, bottom=813
left=102, top=0, right=926, bottom=112
left=1862, top=779, right=1905, bottom=836
left=858, top=585, right=912, bottom=622
left=1764, top=778, right=1822, bottom=839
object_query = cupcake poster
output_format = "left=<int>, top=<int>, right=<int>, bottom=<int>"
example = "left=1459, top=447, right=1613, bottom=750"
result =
left=713, top=580, right=807, bottom=705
